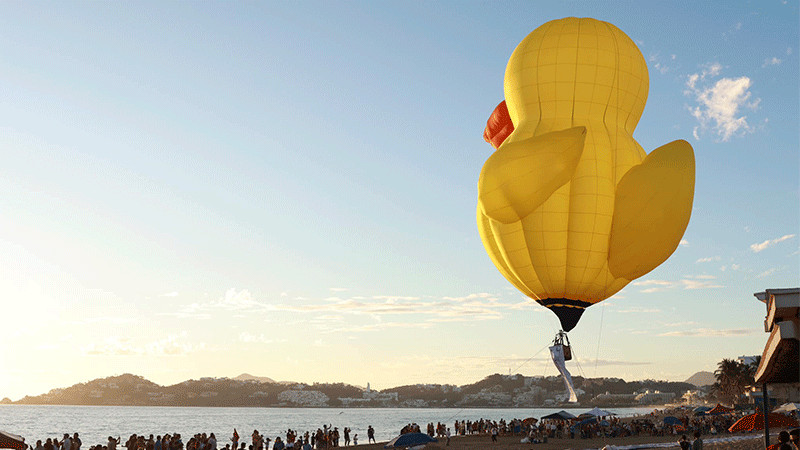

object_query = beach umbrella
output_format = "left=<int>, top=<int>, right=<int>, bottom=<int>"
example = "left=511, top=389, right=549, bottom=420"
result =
left=728, top=413, right=799, bottom=432
left=522, top=417, right=538, bottom=426
left=707, top=403, right=734, bottom=415
left=0, top=431, right=27, bottom=450
left=541, top=410, right=577, bottom=420
left=663, top=416, right=682, bottom=426
left=575, top=417, right=600, bottom=427
left=773, top=403, right=800, bottom=414
left=383, top=433, right=437, bottom=449
left=581, top=407, right=615, bottom=417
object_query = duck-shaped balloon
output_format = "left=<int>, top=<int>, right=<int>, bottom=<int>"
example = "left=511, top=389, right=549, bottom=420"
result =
left=478, top=17, right=695, bottom=331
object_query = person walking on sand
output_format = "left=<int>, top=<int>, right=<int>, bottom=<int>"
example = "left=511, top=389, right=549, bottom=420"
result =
left=445, top=428, right=451, bottom=447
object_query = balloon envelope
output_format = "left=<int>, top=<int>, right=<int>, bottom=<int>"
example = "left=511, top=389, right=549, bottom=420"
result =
left=477, top=17, right=695, bottom=331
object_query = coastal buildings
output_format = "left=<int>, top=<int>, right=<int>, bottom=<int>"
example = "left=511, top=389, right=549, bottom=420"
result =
left=752, top=287, right=800, bottom=404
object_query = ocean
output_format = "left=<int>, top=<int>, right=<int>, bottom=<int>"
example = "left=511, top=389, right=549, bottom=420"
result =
left=0, top=405, right=657, bottom=448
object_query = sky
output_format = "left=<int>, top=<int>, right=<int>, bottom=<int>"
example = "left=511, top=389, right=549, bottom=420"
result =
left=0, top=1, right=797, bottom=401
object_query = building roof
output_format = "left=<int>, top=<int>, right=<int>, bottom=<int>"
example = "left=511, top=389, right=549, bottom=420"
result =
left=753, top=288, right=799, bottom=384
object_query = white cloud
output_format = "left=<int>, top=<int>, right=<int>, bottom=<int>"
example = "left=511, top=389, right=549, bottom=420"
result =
left=616, top=307, right=662, bottom=313
left=750, top=234, right=796, bottom=252
left=762, top=57, right=782, bottom=67
left=632, top=280, right=674, bottom=287
left=84, top=333, right=204, bottom=356
left=658, top=328, right=757, bottom=337
left=721, top=263, right=742, bottom=273
left=178, top=290, right=529, bottom=328
left=696, top=256, right=721, bottom=263
left=180, top=288, right=267, bottom=316
left=679, top=239, right=689, bottom=247
left=649, top=53, right=671, bottom=74
left=238, top=332, right=283, bottom=344
left=685, top=63, right=760, bottom=141
left=633, top=276, right=722, bottom=292
left=757, top=268, right=777, bottom=279
left=681, top=278, right=723, bottom=290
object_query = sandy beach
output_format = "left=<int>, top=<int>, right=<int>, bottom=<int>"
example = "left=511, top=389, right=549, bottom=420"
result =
left=352, top=431, right=774, bottom=449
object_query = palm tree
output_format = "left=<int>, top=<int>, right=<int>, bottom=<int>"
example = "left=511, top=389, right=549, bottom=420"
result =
left=711, top=358, right=753, bottom=405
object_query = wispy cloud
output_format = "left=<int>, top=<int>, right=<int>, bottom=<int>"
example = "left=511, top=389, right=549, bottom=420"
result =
left=238, top=332, right=285, bottom=344
left=174, top=289, right=533, bottom=329
left=750, top=234, right=796, bottom=252
left=685, top=63, right=760, bottom=141
left=649, top=53, right=675, bottom=74
left=179, top=289, right=268, bottom=317
left=658, top=328, right=757, bottom=337
left=681, top=278, right=723, bottom=290
left=762, top=57, right=782, bottom=67
left=696, top=256, right=721, bottom=263
left=679, top=239, right=689, bottom=247
left=616, top=307, right=662, bottom=314
left=585, top=359, right=652, bottom=367
left=83, top=333, right=205, bottom=356
left=757, top=268, right=777, bottom=279
left=633, top=276, right=723, bottom=293
left=721, top=22, right=742, bottom=40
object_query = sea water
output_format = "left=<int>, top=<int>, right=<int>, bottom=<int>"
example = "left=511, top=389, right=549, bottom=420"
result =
left=0, top=405, right=657, bottom=448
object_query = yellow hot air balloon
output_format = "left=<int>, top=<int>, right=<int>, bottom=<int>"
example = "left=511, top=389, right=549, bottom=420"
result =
left=478, top=17, right=695, bottom=331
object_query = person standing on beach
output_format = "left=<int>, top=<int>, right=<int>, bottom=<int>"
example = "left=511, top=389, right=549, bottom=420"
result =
left=61, top=434, right=71, bottom=450
left=691, top=431, right=702, bottom=450
left=230, top=431, right=238, bottom=450
left=367, top=426, right=375, bottom=444
left=790, top=429, right=800, bottom=449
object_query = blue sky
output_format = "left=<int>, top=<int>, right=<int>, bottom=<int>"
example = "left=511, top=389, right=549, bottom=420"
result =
left=0, top=1, right=797, bottom=400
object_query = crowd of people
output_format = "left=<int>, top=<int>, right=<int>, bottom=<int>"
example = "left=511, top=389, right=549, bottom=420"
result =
left=25, top=426, right=375, bottom=450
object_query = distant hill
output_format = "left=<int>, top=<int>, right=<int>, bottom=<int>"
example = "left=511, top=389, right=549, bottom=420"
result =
left=233, top=373, right=276, bottom=383
left=9, top=372, right=699, bottom=408
left=685, top=371, right=715, bottom=387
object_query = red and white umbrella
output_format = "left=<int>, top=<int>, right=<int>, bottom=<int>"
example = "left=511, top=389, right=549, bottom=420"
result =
left=728, top=412, right=799, bottom=432
left=0, top=431, right=27, bottom=450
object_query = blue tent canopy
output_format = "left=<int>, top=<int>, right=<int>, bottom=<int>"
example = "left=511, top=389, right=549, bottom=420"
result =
left=663, top=416, right=682, bottom=426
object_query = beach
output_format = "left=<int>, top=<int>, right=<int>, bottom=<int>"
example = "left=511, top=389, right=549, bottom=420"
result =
left=353, top=431, right=770, bottom=449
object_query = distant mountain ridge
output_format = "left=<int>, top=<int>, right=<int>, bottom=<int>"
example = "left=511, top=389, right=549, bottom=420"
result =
left=7, top=372, right=699, bottom=408
left=233, top=373, right=276, bottom=383
left=684, top=371, right=715, bottom=387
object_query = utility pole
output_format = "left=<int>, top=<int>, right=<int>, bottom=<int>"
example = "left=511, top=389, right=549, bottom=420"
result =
left=762, top=383, right=769, bottom=449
